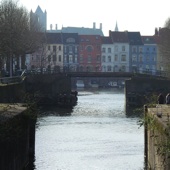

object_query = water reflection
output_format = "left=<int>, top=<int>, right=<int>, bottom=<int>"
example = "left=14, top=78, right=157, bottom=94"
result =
left=30, top=88, right=144, bottom=170
left=39, top=106, right=74, bottom=116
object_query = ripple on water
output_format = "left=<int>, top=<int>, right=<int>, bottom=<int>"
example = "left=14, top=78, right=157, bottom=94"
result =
left=34, top=89, right=144, bottom=170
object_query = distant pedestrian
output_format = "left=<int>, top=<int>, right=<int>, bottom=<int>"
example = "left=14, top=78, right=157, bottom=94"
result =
left=166, top=93, right=170, bottom=104
left=157, top=93, right=164, bottom=104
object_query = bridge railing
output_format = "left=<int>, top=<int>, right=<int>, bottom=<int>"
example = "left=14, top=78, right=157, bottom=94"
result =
left=0, top=73, right=26, bottom=85
left=1, top=68, right=167, bottom=79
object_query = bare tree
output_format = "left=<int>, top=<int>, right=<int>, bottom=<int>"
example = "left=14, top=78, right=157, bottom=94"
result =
left=29, top=33, right=64, bottom=74
left=0, top=0, right=43, bottom=76
left=157, top=18, right=170, bottom=78
left=165, top=18, right=170, bottom=28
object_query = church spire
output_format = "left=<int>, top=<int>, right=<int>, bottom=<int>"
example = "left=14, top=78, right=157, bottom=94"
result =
left=115, top=21, right=119, bottom=32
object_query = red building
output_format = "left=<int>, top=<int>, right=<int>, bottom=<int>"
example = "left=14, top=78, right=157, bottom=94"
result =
left=78, top=35, right=102, bottom=72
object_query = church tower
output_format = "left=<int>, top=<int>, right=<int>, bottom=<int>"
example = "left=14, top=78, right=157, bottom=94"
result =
left=30, top=6, right=47, bottom=32
left=115, top=21, right=119, bottom=32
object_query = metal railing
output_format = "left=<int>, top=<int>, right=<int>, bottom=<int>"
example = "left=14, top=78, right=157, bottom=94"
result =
left=0, top=70, right=26, bottom=85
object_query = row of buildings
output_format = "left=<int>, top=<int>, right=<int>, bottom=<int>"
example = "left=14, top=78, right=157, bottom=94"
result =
left=28, top=30, right=158, bottom=75
left=9, top=6, right=166, bottom=75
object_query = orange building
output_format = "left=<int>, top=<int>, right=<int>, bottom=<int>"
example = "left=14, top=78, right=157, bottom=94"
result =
left=78, top=35, right=102, bottom=72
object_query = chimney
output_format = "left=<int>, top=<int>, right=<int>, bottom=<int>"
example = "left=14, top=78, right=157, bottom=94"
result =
left=155, top=27, right=158, bottom=36
left=50, top=24, right=53, bottom=30
left=159, top=27, right=161, bottom=36
left=100, top=23, right=102, bottom=30
left=93, top=22, right=96, bottom=29
left=55, top=24, right=58, bottom=30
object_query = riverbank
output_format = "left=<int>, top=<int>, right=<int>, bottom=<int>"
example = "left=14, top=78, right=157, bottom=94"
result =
left=144, top=104, right=170, bottom=169
left=0, top=104, right=36, bottom=170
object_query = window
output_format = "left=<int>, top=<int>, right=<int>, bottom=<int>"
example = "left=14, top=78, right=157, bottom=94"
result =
left=108, top=56, right=111, bottom=62
left=132, top=47, right=136, bottom=52
left=48, top=46, right=50, bottom=50
left=75, top=46, right=78, bottom=53
left=146, top=65, right=149, bottom=71
left=86, top=46, right=93, bottom=52
left=102, top=48, right=105, bottom=52
left=66, top=38, right=75, bottom=43
left=97, top=55, right=100, bottom=62
left=108, top=48, right=111, bottom=53
left=87, top=55, right=92, bottom=63
left=114, top=54, right=118, bottom=61
left=102, top=56, right=106, bottom=62
left=48, top=55, right=51, bottom=62
left=102, top=65, right=106, bottom=72
left=121, top=65, right=126, bottom=72
left=115, top=46, right=118, bottom=52
left=132, top=55, right=137, bottom=62
left=139, top=65, right=143, bottom=73
left=53, top=55, right=56, bottom=61
left=59, top=46, right=61, bottom=51
left=114, top=65, right=118, bottom=72
left=59, top=55, right=61, bottom=62
left=107, top=65, right=111, bottom=71
left=69, top=46, right=72, bottom=52
left=75, top=55, right=77, bottom=62
left=139, top=47, right=143, bottom=53
left=36, top=55, right=40, bottom=61
left=139, top=55, right=143, bottom=62
left=121, top=55, right=126, bottom=61
left=146, top=56, right=149, bottom=62
left=80, top=55, right=83, bottom=63
left=53, top=46, right=56, bottom=52
left=69, top=55, right=73, bottom=62
left=132, top=65, right=137, bottom=72
left=122, top=46, right=125, bottom=51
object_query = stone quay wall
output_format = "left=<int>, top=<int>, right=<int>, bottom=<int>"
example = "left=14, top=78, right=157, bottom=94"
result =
left=0, top=74, right=71, bottom=103
left=25, top=74, right=71, bottom=96
left=0, top=104, right=36, bottom=170
left=0, top=74, right=71, bottom=169
left=0, top=82, right=25, bottom=103
left=125, top=77, right=170, bottom=108
left=144, top=105, right=170, bottom=170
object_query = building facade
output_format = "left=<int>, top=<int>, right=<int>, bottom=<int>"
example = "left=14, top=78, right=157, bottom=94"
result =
left=62, top=33, right=79, bottom=72
left=101, top=36, right=114, bottom=72
left=127, top=32, right=143, bottom=73
left=141, top=36, right=157, bottom=75
left=29, top=33, right=63, bottom=72
left=25, top=6, right=163, bottom=76
left=79, top=35, right=102, bottom=72
left=109, top=31, right=130, bottom=72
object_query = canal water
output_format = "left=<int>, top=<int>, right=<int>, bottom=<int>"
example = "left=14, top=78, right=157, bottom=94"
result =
left=34, top=88, right=144, bottom=170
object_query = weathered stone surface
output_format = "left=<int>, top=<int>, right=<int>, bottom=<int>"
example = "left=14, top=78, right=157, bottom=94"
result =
left=0, top=104, right=36, bottom=170
left=145, top=105, right=170, bottom=170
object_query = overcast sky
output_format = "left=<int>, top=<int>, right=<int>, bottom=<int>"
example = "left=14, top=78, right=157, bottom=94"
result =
left=15, top=0, right=170, bottom=36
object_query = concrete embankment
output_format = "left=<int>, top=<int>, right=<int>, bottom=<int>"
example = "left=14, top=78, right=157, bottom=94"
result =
left=144, top=105, right=170, bottom=169
left=0, top=104, right=36, bottom=170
